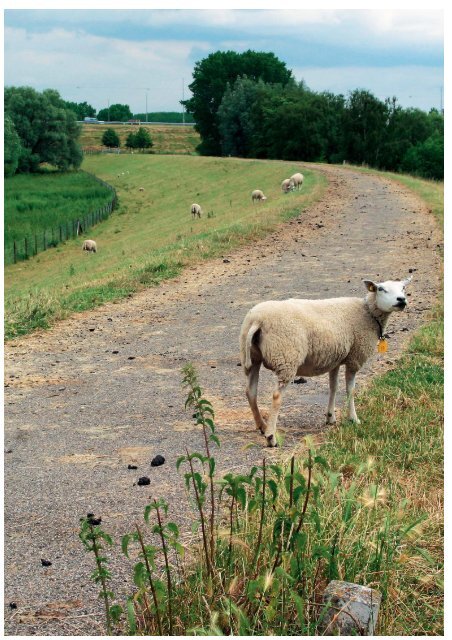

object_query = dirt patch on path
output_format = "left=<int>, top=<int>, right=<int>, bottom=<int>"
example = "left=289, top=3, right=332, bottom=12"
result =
left=4, top=165, right=442, bottom=635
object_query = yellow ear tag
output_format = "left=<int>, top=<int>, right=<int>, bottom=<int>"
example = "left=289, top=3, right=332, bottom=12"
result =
left=377, top=338, right=388, bottom=353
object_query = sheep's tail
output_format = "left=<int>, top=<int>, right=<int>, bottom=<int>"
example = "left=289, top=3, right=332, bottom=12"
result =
left=245, top=321, right=261, bottom=370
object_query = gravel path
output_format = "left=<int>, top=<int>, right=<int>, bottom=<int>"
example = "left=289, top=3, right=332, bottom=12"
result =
left=4, top=165, right=442, bottom=635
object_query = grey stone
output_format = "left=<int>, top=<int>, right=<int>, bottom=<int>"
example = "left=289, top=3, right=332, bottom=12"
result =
left=318, top=580, right=381, bottom=636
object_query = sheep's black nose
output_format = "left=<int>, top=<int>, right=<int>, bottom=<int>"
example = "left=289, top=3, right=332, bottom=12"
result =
left=397, top=297, right=406, bottom=303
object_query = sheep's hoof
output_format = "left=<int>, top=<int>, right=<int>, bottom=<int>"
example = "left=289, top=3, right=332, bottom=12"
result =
left=266, top=435, right=278, bottom=448
left=326, top=413, right=337, bottom=425
left=349, top=417, right=361, bottom=425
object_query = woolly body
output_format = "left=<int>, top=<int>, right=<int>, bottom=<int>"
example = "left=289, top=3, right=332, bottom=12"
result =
left=191, top=203, right=202, bottom=218
left=82, top=239, right=97, bottom=252
left=281, top=178, right=294, bottom=193
left=289, top=173, right=304, bottom=190
left=239, top=277, right=410, bottom=447
left=251, top=189, right=267, bottom=202
left=241, top=296, right=384, bottom=382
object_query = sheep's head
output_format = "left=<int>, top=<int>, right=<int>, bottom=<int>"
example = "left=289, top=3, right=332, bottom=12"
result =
left=364, top=277, right=412, bottom=312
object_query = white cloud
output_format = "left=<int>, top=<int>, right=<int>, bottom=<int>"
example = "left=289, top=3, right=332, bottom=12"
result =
left=4, top=26, right=199, bottom=111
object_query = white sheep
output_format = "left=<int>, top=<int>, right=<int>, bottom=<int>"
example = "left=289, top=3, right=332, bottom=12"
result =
left=281, top=178, right=294, bottom=193
left=191, top=203, right=202, bottom=218
left=82, top=239, right=97, bottom=253
left=251, top=189, right=268, bottom=203
left=290, top=173, right=304, bottom=190
left=239, top=277, right=412, bottom=447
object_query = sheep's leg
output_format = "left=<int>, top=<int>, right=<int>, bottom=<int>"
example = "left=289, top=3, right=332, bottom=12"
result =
left=264, top=381, right=288, bottom=448
left=327, top=366, right=340, bottom=424
left=245, top=364, right=267, bottom=434
left=345, top=367, right=360, bottom=424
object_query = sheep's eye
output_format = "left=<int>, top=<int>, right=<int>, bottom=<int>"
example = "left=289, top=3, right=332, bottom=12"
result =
left=378, top=287, right=384, bottom=292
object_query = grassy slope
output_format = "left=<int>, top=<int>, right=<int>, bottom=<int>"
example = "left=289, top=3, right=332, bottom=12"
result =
left=81, top=123, right=200, bottom=154
left=4, top=155, right=326, bottom=338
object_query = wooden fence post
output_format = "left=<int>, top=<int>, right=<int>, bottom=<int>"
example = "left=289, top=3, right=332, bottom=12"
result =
left=43, top=231, right=46, bottom=251
left=24, top=237, right=28, bottom=259
left=35, top=234, right=38, bottom=256
left=13, top=241, right=17, bottom=264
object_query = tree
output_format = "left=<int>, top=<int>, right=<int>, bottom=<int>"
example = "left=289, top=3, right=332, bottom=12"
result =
left=183, top=50, right=293, bottom=155
left=218, top=77, right=264, bottom=157
left=64, top=100, right=96, bottom=120
left=102, top=128, right=120, bottom=148
left=125, top=132, right=137, bottom=150
left=124, top=128, right=153, bottom=151
left=4, top=115, right=23, bottom=177
left=342, top=89, right=388, bottom=166
left=5, top=86, right=82, bottom=173
left=133, top=127, right=153, bottom=151
left=97, top=103, right=132, bottom=122
left=401, top=132, right=444, bottom=180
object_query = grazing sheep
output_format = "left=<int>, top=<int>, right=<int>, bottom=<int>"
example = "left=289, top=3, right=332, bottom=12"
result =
left=139, top=187, right=145, bottom=192
left=290, top=173, right=304, bottom=190
left=281, top=178, right=294, bottom=193
left=191, top=203, right=202, bottom=218
left=251, top=189, right=268, bottom=203
left=240, top=277, right=412, bottom=447
left=82, top=239, right=97, bottom=253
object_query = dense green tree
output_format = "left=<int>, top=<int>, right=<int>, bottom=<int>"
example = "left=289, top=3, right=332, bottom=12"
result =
left=183, top=50, right=293, bottom=155
left=64, top=100, right=96, bottom=120
left=97, top=103, right=132, bottom=122
left=218, top=77, right=267, bottom=157
left=258, top=83, right=345, bottom=162
left=125, top=132, right=137, bottom=150
left=5, top=86, right=82, bottom=173
left=124, top=128, right=153, bottom=151
left=4, top=115, right=23, bottom=177
left=342, top=89, right=389, bottom=166
left=218, top=80, right=345, bottom=163
left=101, top=128, right=120, bottom=148
left=401, top=131, right=444, bottom=179
left=133, top=127, right=153, bottom=151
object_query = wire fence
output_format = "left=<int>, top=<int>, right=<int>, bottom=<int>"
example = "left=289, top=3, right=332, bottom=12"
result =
left=5, top=172, right=117, bottom=266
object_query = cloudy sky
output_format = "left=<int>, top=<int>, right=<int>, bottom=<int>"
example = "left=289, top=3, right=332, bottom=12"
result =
left=4, top=6, right=444, bottom=116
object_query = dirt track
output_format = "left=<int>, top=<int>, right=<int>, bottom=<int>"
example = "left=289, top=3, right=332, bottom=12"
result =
left=4, top=165, right=442, bottom=635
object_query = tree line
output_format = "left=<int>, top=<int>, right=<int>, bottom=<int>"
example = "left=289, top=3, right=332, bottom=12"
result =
left=183, top=50, right=443, bottom=180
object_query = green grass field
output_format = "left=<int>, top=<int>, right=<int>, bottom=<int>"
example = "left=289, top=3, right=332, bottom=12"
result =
left=4, top=171, right=113, bottom=263
left=81, top=123, right=200, bottom=154
left=4, top=155, right=326, bottom=338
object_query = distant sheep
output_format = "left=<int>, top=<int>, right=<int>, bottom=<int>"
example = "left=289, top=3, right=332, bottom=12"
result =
left=139, top=187, right=145, bottom=192
left=82, top=239, right=97, bottom=253
left=251, top=189, right=267, bottom=203
left=281, top=178, right=294, bottom=193
left=240, top=277, right=412, bottom=447
left=290, top=173, right=304, bottom=190
left=191, top=203, right=202, bottom=218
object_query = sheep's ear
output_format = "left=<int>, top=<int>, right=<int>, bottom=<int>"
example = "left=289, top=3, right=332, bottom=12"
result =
left=363, top=279, right=377, bottom=292
left=402, top=276, right=412, bottom=287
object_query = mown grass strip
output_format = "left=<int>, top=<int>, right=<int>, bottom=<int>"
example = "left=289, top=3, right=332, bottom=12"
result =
left=5, top=156, right=326, bottom=340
